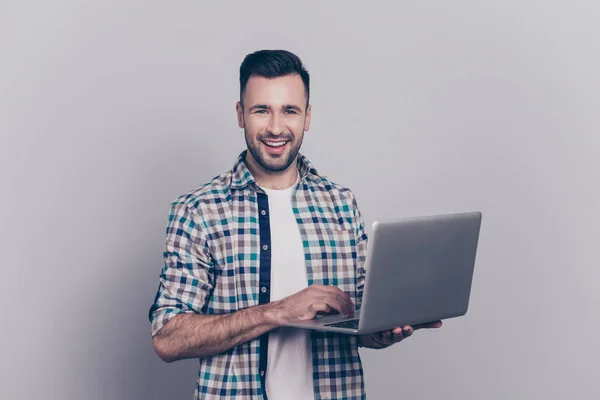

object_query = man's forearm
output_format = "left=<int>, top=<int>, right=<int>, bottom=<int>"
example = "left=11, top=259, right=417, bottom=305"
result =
left=153, top=302, right=281, bottom=362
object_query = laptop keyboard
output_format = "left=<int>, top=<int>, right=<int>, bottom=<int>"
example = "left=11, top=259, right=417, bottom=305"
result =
left=325, top=319, right=359, bottom=329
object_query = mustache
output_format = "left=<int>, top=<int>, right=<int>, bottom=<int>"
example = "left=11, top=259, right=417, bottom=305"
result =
left=258, top=134, right=294, bottom=141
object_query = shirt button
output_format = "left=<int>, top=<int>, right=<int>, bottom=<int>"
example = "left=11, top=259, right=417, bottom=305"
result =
left=262, top=244, right=268, bottom=251
left=261, top=286, right=267, bottom=293
left=260, top=210, right=266, bottom=216
left=260, top=370, right=265, bottom=377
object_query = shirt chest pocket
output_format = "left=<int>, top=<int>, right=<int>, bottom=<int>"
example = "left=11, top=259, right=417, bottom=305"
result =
left=314, top=227, right=358, bottom=304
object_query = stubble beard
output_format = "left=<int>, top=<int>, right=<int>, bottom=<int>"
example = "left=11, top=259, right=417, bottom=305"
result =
left=244, top=128, right=303, bottom=172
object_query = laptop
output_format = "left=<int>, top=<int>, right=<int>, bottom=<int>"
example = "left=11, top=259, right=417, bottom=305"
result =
left=283, top=211, right=482, bottom=335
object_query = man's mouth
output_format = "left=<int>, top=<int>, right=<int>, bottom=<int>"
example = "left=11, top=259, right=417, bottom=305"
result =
left=262, top=140, right=289, bottom=148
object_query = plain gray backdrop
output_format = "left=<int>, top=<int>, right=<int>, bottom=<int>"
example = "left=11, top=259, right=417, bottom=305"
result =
left=1, top=1, right=598, bottom=399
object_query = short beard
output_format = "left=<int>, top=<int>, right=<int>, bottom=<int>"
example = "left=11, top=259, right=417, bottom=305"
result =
left=244, top=128, right=303, bottom=172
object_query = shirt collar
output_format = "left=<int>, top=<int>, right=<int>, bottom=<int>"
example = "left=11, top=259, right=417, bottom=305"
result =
left=230, top=149, right=321, bottom=190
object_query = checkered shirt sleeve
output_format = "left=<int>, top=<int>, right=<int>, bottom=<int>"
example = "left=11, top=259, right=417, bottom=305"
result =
left=149, top=200, right=214, bottom=337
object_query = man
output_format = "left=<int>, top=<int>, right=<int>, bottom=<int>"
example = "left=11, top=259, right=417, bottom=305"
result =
left=149, top=49, right=442, bottom=400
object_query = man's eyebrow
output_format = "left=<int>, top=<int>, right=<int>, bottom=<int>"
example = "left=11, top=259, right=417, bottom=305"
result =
left=248, top=104, right=269, bottom=111
left=283, top=104, right=303, bottom=112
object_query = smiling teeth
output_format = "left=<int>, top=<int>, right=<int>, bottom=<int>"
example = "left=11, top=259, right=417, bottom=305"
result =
left=266, top=141, right=286, bottom=147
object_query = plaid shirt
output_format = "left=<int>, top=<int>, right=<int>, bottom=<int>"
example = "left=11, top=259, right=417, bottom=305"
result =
left=149, top=150, right=369, bottom=399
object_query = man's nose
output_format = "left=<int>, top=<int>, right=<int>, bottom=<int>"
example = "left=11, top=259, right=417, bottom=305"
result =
left=266, top=113, right=284, bottom=135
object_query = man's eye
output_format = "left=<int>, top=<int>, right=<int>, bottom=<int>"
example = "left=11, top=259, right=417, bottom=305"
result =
left=255, top=110, right=267, bottom=114
left=285, top=110, right=298, bottom=114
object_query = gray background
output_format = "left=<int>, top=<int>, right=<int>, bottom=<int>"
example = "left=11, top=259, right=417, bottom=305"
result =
left=1, top=1, right=598, bottom=399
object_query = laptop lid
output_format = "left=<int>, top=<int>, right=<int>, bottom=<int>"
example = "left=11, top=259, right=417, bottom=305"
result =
left=357, top=211, right=482, bottom=334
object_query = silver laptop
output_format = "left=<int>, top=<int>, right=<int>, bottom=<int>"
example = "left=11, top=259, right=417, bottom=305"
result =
left=284, top=211, right=482, bottom=335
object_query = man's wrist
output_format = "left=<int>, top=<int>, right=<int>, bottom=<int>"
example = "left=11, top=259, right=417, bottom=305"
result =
left=260, top=301, right=283, bottom=329
left=358, top=334, right=388, bottom=349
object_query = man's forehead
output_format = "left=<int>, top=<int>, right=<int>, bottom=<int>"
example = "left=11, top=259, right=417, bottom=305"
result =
left=243, top=74, right=307, bottom=105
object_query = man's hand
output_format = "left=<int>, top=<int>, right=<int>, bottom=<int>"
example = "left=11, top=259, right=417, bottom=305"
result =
left=358, top=320, right=443, bottom=349
left=269, top=284, right=355, bottom=325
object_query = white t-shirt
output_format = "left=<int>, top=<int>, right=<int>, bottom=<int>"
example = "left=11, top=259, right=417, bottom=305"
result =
left=262, top=173, right=314, bottom=400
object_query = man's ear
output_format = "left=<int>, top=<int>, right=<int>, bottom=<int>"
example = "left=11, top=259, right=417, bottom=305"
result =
left=236, top=101, right=245, bottom=128
left=304, top=104, right=312, bottom=131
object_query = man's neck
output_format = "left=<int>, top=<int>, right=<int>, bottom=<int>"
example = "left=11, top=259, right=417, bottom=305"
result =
left=244, top=153, right=299, bottom=190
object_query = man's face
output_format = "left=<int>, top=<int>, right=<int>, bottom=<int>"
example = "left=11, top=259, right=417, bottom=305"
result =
left=236, top=74, right=311, bottom=173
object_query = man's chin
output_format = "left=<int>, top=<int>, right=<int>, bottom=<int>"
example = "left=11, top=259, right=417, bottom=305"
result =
left=256, top=152, right=294, bottom=170
left=258, top=157, right=295, bottom=172
left=260, top=162, right=291, bottom=173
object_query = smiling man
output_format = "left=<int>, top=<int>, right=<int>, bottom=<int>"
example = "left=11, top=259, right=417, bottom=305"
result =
left=149, top=49, right=441, bottom=400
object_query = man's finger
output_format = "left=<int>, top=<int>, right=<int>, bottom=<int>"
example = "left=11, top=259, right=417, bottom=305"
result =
left=391, top=328, right=405, bottom=342
left=314, top=285, right=351, bottom=300
left=324, top=294, right=354, bottom=316
left=412, top=320, right=443, bottom=330
left=334, top=294, right=355, bottom=314
left=315, top=295, right=352, bottom=316
left=310, top=303, right=331, bottom=314
left=318, top=286, right=353, bottom=306
left=311, top=285, right=354, bottom=313
left=314, top=284, right=345, bottom=295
